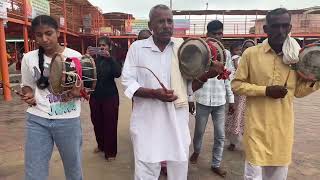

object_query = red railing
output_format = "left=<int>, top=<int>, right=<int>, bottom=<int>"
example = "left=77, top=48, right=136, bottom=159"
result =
left=103, top=14, right=320, bottom=38
left=180, top=14, right=320, bottom=37
left=5, top=1, right=320, bottom=38
left=6, top=0, right=24, bottom=21
left=6, top=0, right=103, bottom=35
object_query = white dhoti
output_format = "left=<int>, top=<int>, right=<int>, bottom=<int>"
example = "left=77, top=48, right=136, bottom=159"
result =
left=244, top=161, right=288, bottom=180
left=134, top=160, right=188, bottom=180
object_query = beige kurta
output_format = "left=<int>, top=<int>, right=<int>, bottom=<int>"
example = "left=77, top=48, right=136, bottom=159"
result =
left=232, top=41, right=320, bottom=166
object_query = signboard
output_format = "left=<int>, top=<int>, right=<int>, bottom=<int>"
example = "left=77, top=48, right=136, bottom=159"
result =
left=30, top=0, right=50, bottom=19
left=174, top=19, right=190, bottom=30
left=60, top=17, right=65, bottom=27
left=125, top=19, right=190, bottom=35
left=125, top=19, right=148, bottom=34
left=100, top=27, right=112, bottom=34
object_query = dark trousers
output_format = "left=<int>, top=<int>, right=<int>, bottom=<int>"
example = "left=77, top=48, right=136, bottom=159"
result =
left=89, top=96, right=119, bottom=158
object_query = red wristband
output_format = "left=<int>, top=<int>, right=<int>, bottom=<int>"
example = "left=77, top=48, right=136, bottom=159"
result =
left=199, top=73, right=209, bottom=82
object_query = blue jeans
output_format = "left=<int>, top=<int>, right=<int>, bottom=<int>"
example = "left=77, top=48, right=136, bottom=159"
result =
left=193, top=103, right=225, bottom=168
left=25, top=113, right=83, bottom=180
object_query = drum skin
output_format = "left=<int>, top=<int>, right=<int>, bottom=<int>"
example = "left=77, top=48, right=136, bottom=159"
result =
left=49, top=54, right=71, bottom=94
left=178, top=38, right=211, bottom=80
left=296, top=43, right=320, bottom=81
left=178, top=37, right=226, bottom=80
left=80, top=55, right=97, bottom=91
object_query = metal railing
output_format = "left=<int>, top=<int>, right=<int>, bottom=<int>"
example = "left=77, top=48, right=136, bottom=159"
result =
left=6, top=0, right=104, bottom=35
left=5, top=2, right=320, bottom=38
left=6, top=0, right=24, bottom=20
left=101, top=14, right=320, bottom=37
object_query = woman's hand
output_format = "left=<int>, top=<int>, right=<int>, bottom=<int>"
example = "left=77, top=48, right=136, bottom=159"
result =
left=99, top=48, right=110, bottom=58
left=21, top=86, right=36, bottom=106
left=63, top=80, right=84, bottom=102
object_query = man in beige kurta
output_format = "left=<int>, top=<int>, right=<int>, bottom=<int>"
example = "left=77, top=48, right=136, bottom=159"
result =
left=232, top=8, right=320, bottom=180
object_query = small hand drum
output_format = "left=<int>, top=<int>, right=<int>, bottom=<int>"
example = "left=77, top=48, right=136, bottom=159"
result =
left=80, top=55, right=97, bottom=92
left=178, top=37, right=226, bottom=80
left=49, top=54, right=97, bottom=95
left=296, top=43, right=320, bottom=81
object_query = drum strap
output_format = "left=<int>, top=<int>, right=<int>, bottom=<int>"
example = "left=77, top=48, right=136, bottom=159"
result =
left=206, top=41, right=231, bottom=80
left=70, top=57, right=82, bottom=79
left=207, top=41, right=218, bottom=61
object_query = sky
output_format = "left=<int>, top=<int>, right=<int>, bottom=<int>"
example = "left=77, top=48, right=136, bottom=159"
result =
left=89, top=0, right=320, bottom=18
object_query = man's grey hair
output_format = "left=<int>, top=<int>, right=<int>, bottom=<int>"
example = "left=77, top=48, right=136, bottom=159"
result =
left=149, top=4, right=171, bottom=20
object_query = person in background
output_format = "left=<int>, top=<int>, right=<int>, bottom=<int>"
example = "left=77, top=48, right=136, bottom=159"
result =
left=87, top=36, right=122, bottom=161
left=21, top=15, right=83, bottom=180
left=225, top=40, right=256, bottom=151
left=189, top=20, right=234, bottom=178
left=229, top=41, right=242, bottom=70
left=242, top=39, right=256, bottom=52
left=137, top=29, right=152, bottom=40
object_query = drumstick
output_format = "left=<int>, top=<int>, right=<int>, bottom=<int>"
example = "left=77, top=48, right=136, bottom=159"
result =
left=2, top=82, right=25, bottom=97
left=133, top=66, right=168, bottom=92
left=284, top=69, right=291, bottom=88
left=1, top=83, right=36, bottom=107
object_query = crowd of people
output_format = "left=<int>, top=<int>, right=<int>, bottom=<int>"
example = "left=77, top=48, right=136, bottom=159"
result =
left=17, top=4, right=320, bottom=180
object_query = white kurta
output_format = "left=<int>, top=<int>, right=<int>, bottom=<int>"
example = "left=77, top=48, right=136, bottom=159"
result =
left=122, top=37, right=191, bottom=163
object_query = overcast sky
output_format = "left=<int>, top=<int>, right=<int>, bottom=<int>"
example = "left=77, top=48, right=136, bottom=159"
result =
left=89, top=0, right=320, bottom=18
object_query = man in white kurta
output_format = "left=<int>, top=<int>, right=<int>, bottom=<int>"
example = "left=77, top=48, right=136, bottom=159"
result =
left=122, top=5, right=226, bottom=179
left=121, top=5, right=191, bottom=179
left=122, top=34, right=191, bottom=179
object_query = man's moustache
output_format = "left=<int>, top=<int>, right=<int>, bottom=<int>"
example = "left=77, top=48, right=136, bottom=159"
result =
left=160, top=31, right=172, bottom=34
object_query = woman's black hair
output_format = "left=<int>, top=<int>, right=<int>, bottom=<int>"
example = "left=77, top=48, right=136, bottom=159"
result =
left=98, top=36, right=112, bottom=47
left=31, top=15, right=59, bottom=89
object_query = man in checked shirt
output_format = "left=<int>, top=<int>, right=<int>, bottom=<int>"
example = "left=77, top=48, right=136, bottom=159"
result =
left=189, top=20, right=235, bottom=178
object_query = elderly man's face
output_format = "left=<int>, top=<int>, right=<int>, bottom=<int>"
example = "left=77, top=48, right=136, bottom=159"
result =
left=263, top=13, right=292, bottom=46
left=148, top=9, right=173, bottom=43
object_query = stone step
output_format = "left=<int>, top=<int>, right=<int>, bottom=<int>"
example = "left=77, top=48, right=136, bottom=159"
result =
left=9, top=74, right=21, bottom=84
